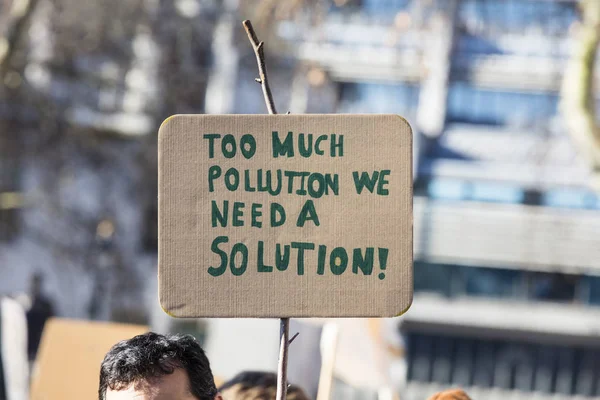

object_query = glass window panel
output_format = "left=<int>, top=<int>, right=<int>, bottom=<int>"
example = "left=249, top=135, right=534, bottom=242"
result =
left=405, top=333, right=598, bottom=394
left=431, top=335, right=454, bottom=384
left=427, top=178, right=467, bottom=201
left=588, top=276, right=600, bottom=306
left=408, top=333, right=434, bottom=382
left=543, top=189, right=594, bottom=209
left=472, top=340, right=495, bottom=387
left=594, top=195, right=600, bottom=210
left=514, top=354, right=535, bottom=392
left=464, top=267, right=519, bottom=299
left=470, top=182, right=524, bottom=204
left=534, top=345, right=557, bottom=393
left=362, top=0, right=410, bottom=15
left=414, top=262, right=453, bottom=297
left=555, top=348, right=575, bottom=394
left=452, top=339, right=474, bottom=386
left=574, top=350, right=597, bottom=396
left=458, top=0, right=576, bottom=37
left=338, top=82, right=419, bottom=115
left=528, top=272, right=578, bottom=303
left=447, top=84, right=558, bottom=126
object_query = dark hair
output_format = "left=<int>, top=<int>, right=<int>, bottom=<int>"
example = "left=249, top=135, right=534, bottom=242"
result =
left=99, top=332, right=217, bottom=400
left=218, top=371, right=309, bottom=400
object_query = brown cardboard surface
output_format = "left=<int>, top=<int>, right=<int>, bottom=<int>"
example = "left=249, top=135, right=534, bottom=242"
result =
left=30, top=318, right=148, bottom=400
left=158, top=114, right=413, bottom=318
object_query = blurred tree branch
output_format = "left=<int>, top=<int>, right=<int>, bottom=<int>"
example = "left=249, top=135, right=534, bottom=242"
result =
left=249, top=0, right=327, bottom=31
left=0, top=0, right=39, bottom=80
left=561, top=0, right=600, bottom=189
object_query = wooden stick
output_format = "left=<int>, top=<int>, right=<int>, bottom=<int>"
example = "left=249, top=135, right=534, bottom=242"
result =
left=276, top=317, right=290, bottom=400
left=243, top=20, right=292, bottom=400
left=242, top=20, right=278, bottom=115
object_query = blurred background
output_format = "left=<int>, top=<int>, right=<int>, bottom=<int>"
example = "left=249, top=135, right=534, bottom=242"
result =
left=1, top=0, right=600, bottom=399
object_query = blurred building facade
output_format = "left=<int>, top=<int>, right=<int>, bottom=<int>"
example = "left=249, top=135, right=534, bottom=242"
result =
left=228, top=0, right=600, bottom=399
left=2, top=0, right=600, bottom=399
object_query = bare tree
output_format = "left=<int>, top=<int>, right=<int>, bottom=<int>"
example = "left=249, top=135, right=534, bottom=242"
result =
left=561, top=0, right=600, bottom=190
left=0, top=0, right=39, bottom=79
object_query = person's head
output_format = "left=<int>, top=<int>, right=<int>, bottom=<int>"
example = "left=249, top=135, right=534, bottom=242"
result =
left=99, top=332, right=221, bottom=400
left=218, top=371, right=309, bottom=400
left=427, top=388, right=471, bottom=400
left=30, top=272, right=43, bottom=296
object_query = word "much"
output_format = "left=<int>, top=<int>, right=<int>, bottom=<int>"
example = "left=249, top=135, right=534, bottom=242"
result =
left=202, top=132, right=344, bottom=159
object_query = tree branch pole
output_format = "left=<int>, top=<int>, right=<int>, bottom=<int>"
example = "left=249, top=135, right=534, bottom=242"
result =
left=243, top=20, right=291, bottom=400
left=277, top=317, right=290, bottom=400
left=243, top=19, right=278, bottom=114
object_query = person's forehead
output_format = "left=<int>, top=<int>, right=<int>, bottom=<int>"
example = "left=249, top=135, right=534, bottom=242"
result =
left=105, top=369, right=195, bottom=400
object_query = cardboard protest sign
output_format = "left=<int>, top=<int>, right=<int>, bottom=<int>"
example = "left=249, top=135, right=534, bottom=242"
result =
left=30, top=318, right=147, bottom=400
left=158, top=114, right=412, bottom=318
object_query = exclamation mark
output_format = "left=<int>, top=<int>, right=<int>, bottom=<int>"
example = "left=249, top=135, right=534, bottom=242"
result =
left=378, top=248, right=388, bottom=280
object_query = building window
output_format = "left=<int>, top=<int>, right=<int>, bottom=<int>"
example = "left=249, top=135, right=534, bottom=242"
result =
left=526, top=272, right=579, bottom=304
left=414, top=262, right=454, bottom=297
left=338, top=82, right=419, bottom=116
left=414, top=262, right=593, bottom=305
left=464, top=267, right=519, bottom=299
left=447, top=83, right=558, bottom=126
left=424, top=177, right=525, bottom=205
left=543, top=188, right=598, bottom=210
left=361, top=0, right=410, bottom=15
left=469, top=181, right=524, bottom=204
left=587, top=276, right=600, bottom=306
left=427, top=178, right=468, bottom=201
left=405, top=331, right=600, bottom=396
left=458, top=0, right=577, bottom=37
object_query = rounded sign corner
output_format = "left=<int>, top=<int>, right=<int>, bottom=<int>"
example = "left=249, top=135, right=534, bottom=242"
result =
left=158, top=114, right=182, bottom=142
